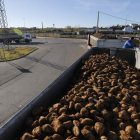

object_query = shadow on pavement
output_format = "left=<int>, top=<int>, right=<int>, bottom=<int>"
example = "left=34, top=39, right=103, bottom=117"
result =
left=9, top=42, right=45, bottom=45
left=0, top=62, right=32, bottom=86
left=25, top=56, right=68, bottom=71
left=7, top=62, right=32, bottom=73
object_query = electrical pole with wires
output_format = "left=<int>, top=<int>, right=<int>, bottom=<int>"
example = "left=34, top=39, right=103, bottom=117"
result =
left=124, top=15, right=128, bottom=35
left=99, top=11, right=140, bottom=24
left=96, top=11, right=99, bottom=33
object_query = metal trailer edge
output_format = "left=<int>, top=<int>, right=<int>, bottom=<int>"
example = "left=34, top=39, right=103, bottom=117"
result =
left=0, top=47, right=140, bottom=140
left=89, top=34, right=126, bottom=48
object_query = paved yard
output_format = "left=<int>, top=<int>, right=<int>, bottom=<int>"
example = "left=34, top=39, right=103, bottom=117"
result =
left=0, top=37, right=88, bottom=127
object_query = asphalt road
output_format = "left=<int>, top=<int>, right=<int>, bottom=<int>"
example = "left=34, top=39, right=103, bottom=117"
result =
left=0, top=37, right=88, bottom=127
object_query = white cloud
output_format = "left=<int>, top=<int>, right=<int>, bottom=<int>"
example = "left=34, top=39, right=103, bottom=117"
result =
left=75, top=0, right=131, bottom=13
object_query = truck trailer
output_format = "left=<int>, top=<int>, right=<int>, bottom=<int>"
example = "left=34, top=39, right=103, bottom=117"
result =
left=0, top=47, right=140, bottom=139
left=0, top=33, right=32, bottom=43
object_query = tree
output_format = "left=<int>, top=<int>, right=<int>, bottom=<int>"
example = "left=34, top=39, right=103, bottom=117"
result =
left=117, top=24, right=119, bottom=27
left=66, top=25, right=71, bottom=29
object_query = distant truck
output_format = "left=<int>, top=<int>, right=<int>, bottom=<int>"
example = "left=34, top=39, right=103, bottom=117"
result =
left=0, top=33, right=32, bottom=43
left=31, top=34, right=36, bottom=38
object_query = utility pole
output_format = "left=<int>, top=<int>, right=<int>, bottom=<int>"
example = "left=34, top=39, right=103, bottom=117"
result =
left=23, top=18, right=25, bottom=33
left=124, top=15, right=128, bottom=35
left=42, top=22, right=43, bottom=30
left=42, top=22, right=44, bottom=36
left=96, top=11, right=99, bottom=33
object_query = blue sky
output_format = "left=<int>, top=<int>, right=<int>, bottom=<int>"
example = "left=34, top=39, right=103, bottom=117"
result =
left=4, top=0, right=140, bottom=28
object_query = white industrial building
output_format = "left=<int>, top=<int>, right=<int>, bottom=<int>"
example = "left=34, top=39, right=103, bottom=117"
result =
left=129, top=24, right=138, bottom=28
left=122, top=27, right=133, bottom=32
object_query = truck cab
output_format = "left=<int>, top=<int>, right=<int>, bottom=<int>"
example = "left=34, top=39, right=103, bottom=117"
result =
left=22, top=33, right=32, bottom=43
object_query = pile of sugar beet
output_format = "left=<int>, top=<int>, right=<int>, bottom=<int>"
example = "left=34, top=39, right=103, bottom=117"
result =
left=92, top=33, right=117, bottom=39
left=17, top=53, right=140, bottom=140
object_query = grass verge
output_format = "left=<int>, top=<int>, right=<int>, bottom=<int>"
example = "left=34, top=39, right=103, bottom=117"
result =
left=0, top=47, right=37, bottom=61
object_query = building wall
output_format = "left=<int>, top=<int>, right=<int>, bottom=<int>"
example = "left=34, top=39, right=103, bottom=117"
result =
left=129, top=24, right=138, bottom=28
left=123, top=27, right=133, bottom=32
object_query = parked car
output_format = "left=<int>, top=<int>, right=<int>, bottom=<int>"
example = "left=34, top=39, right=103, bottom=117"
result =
left=31, top=34, right=36, bottom=38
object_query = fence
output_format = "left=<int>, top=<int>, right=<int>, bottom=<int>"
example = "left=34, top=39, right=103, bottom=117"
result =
left=33, top=33, right=60, bottom=38
left=32, top=33, right=87, bottom=39
left=60, top=35, right=87, bottom=39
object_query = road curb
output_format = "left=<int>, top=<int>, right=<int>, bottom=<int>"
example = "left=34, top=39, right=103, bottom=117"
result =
left=0, top=48, right=38, bottom=62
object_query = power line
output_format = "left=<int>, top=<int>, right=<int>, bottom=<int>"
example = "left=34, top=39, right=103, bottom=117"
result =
left=100, top=11, right=126, bottom=21
left=99, top=11, right=140, bottom=24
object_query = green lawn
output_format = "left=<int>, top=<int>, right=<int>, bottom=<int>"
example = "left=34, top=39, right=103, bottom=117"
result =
left=0, top=47, right=37, bottom=61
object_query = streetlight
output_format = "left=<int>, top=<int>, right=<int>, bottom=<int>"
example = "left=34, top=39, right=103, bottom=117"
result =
left=23, top=18, right=25, bottom=32
left=9, top=20, right=10, bottom=28
left=42, top=22, right=43, bottom=30
left=23, top=18, right=25, bottom=28
left=124, top=15, right=128, bottom=35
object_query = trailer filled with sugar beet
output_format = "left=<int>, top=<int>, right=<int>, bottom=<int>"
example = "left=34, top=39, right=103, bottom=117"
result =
left=88, top=33, right=140, bottom=49
left=0, top=47, right=140, bottom=140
